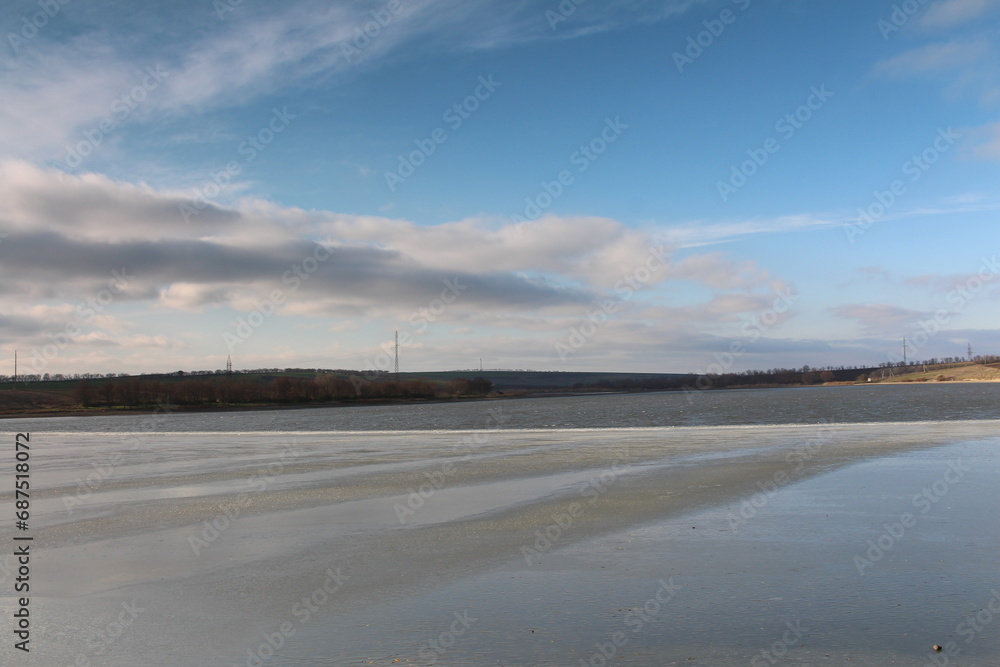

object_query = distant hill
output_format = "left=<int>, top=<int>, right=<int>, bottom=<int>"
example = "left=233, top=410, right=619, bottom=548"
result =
left=0, top=388, right=77, bottom=416
left=0, top=369, right=692, bottom=416
left=1, top=363, right=995, bottom=418
left=397, top=370, right=689, bottom=392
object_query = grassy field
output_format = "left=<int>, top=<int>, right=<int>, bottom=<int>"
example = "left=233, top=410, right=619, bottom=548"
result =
left=877, top=363, right=1000, bottom=383
left=0, top=387, right=78, bottom=415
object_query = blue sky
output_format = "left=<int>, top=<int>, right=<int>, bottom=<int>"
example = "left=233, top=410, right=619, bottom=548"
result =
left=1, top=0, right=998, bottom=376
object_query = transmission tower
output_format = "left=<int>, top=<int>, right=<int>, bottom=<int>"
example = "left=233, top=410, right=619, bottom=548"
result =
left=226, top=355, right=233, bottom=375
left=394, top=331, right=399, bottom=382
left=968, top=343, right=973, bottom=361
left=902, top=337, right=908, bottom=365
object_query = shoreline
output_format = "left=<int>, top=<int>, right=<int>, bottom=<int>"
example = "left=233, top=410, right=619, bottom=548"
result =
left=3, top=378, right=999, bottom=420
left=0, top=389, right=635, bottom=421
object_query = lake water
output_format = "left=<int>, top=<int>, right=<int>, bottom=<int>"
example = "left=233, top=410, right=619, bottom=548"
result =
left=11, top=382, right=1000, bottom=432
left=0, top=384, right=997, bottom=666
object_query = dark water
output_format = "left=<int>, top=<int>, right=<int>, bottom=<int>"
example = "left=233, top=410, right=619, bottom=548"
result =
left=7, top=383, right=1000, bottom=432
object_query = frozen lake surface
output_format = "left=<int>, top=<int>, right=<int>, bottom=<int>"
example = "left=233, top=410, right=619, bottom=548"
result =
left=0, top=384, right=998, bottom=665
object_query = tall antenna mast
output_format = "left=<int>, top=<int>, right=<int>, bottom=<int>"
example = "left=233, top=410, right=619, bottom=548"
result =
left=968, top=342, right=973, bottom=361
left=13, top=350, right=16, bottom=390
left=902, top=337, right=908, bottom=365
left=394, top=331, right=399, bottom=382
left=226, top=355, right=233, bottom=375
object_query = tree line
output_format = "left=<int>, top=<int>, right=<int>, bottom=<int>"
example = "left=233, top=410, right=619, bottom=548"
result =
left=71, top=373, right=494, bottom=409
left=588, top=357, right=999, bottom=393
left=575, top=366, right=868, bottom=393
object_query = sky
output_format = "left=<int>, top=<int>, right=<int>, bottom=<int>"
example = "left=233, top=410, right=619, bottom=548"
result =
left=1, top=0, right=998, bottom=377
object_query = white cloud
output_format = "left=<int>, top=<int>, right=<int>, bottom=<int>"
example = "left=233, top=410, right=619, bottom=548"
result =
left=159, top=284, right=235, bottom=312
left=920, top=0, right=998, bottom=29
left=329, top=321, right=361, bottom=333
left=0, top=160, right=802, bottom=371
left=0, top=38, right=146, bottom=162
left=968, top=121, right=1000, bottom=159
left=0, top=0, right=704, bottom=163
left=872, top=40, right=989, bottom=78
left=668, top=252, right=770, bottom=290
left=0, top=160, right=776, bottom=312
left=658, top=215, right=840, bottom=248
left=829, top=303, right=929, bottom=333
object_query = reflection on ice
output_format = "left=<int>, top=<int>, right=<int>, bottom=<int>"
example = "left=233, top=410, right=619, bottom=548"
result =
left=1, top=387, right=999, bottom=665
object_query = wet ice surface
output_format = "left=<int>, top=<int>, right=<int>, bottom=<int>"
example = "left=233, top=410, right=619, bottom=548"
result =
left=308, top=438, right=999, bottom=666
left=0, top=397, right=998, bottom=665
